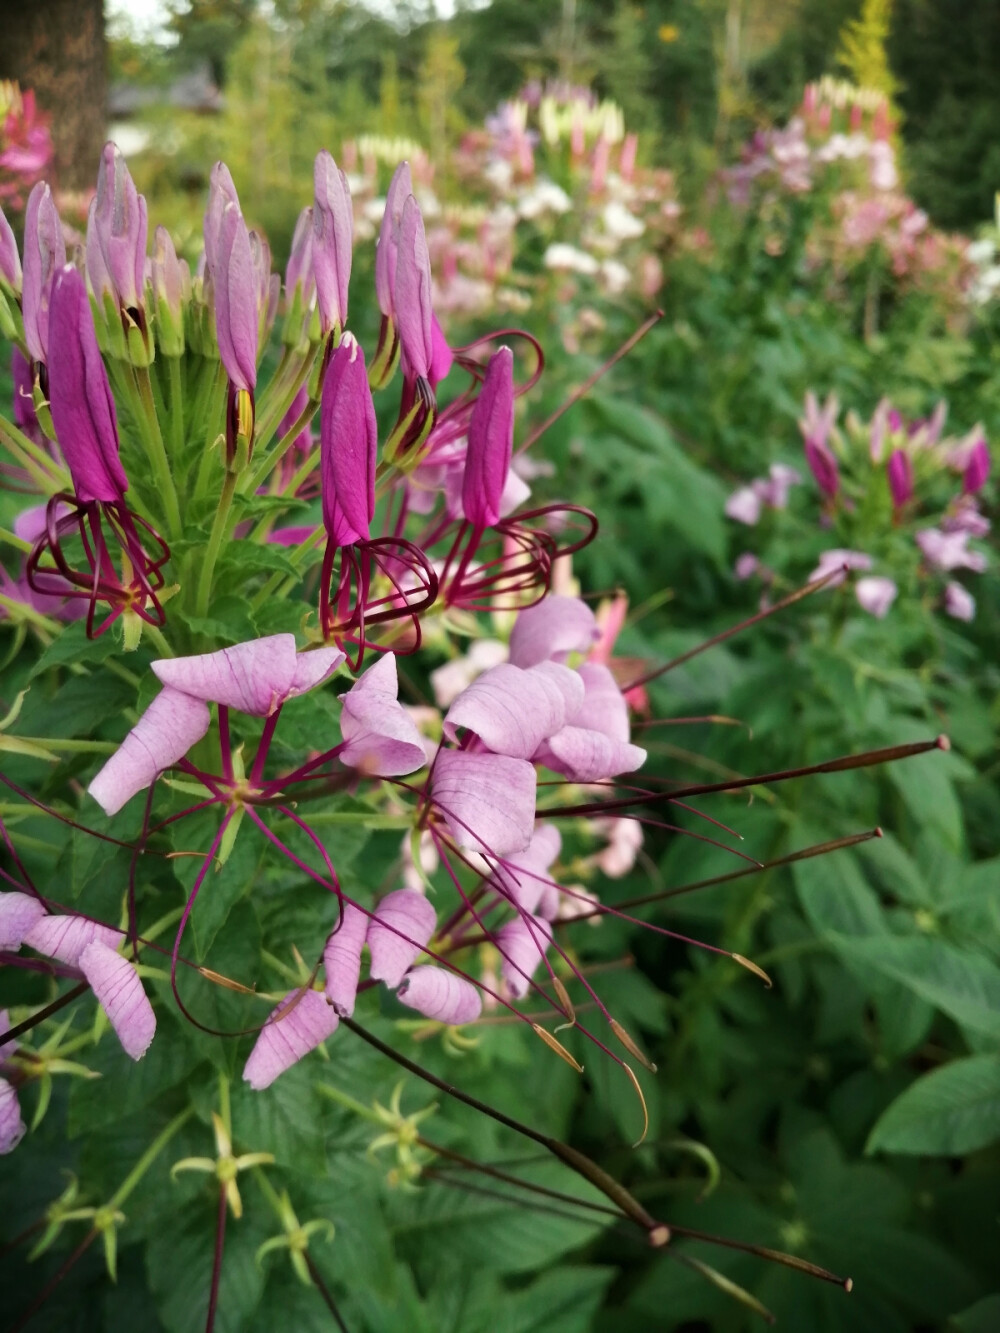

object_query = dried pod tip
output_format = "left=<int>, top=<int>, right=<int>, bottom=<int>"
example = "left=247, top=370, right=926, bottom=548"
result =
left=731, top=953, right=773, bottom=989
left=623, top=1062, right=649, bottom=1148
left=532, top=1023, right=584, bottom=1073
left=552, top=975, right=575, bottom=1024
left=610, top=1017, right=657, bottom=1073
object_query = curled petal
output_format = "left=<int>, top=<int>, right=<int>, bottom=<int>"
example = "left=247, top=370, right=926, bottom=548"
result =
left=508, top=596, right=599, bottom=668
left=323, top=901, right=368, bottom=1018
left=432, top=751, right=536, bottom=855
left=443, top=662, right=574, bottom=760
left=79, top=940, right=156, bottom=1060
left=367, top=890, right=436, bottom=989
left=0, top=891, right=46, bottom=951
left=243, top=989, right=338, bottom=1091
left=0, top=1079, right=24, bottom=1155
left=397, top=967, right=482, bottom=1025
left=495, top=915, right=553, bottom=999
left=538, top=727, right=647, bottom=783
left=24, top=914, right=124, bottom=966
left=88, top=687, right=212, bottom=817
left=152, top=635, right=342, bottom=716
left=573, top=663, right=630, bottom=741
left=338, top=653, right=428, bottom=776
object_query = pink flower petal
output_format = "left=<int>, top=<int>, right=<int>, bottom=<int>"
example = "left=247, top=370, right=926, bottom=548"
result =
left=323, top=901, right=368, bottom=1017
left=432, top=751, right=537, bottom=855
left=443, top=662, right=572, bottom=760
left=0, top=1078, right=24, bottom=1154
left=88, top=687, right=211, bottom=816
left=495, top=915, right=553, bottom=999
left=539, top=727, right=647, bottom=783
left=243, top=989, right=338, bottom=1091
left=152, top=635, right=297, bottom=714
left=573, top=664, right=630, bottom=741
left=508, top=596, right=598, bottom=668
left=0, top=891, right=46, bottom=950
left=489, top=824, right=562, bottom=915
left=78, top=941, right=156, bottom=1061
left=396, top=967, right=482, bottom=1024
left=289, top=646, right=345, bottom=697
left=367, top=889, right=437, bottom=988
left=338, top=653, right=428, bottom=776
left=462, top=346, right=514, bottom=530
left=24, top=914, right=124, bottom=966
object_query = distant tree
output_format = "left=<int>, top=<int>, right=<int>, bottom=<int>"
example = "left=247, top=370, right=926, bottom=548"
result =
left=0, top=0, right=106, bottom=192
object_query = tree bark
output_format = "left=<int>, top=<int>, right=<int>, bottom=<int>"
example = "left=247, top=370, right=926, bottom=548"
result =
left=0, top=0, right=106, bottom=192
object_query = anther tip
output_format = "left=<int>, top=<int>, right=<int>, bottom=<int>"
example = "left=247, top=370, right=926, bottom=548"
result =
left=874, top=826, right=884, bottom=838
left=936, top=734, right=951, bottom=752
left=844, top=1277, right=854, bottom=1294
left=649, top=1223, right=671, bottom=1248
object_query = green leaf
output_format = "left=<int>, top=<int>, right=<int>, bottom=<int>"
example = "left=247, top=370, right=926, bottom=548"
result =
left=28, top=622, right=126, bottom=676
left=842, top=936, right=1000, bottom=1038
left=68, top=1023, right=203, bottom=1136
left=867, top=1055, right=1000, bottom=1156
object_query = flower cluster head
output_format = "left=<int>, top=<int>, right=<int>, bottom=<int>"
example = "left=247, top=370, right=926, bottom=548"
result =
left=726, top=390, right=990, bottom=622
left=0, top=81, right=52, bottom=210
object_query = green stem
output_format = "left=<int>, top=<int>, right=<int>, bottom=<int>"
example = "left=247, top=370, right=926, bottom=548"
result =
left=8, top=737, right=117, bottom=754
left=196, top=470, right=238, bottom=616
left=244, top=398, right=317, bottom=496
left=0, top=593, right=59, bottom=634
left=0, top=418, right=66, bottom=493
left=108, top=1106, right=195, bottom=1210
left=141, top=622, right=174, bottom=659
left=194, top=365, right=228, bottom=500
left=315, top=1082, right=382, bottom=1124
left=0, top=525, right=31, bottom=552
left=166, top=355, right=186, bottom=467
left=133, top=366, right=183, bottom=538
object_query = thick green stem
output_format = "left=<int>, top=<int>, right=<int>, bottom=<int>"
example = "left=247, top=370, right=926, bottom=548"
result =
left=196, top=470, right=238, bottom=616
left=109, top=1106, right=196, bottom=1210
left=133, top=366, right=183, bottom=538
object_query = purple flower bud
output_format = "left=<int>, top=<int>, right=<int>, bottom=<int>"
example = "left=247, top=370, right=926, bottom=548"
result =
left=0, top=1079, right=25, bottom=1154
left=375, top=161, right=412, bottom=319
left=86, top=142, right=148, bottom=313
left=887, top=448, right=913, bottom=508
left=213, top=203, right=258, bottom=390
left=151, top=225, right=187, bottom=318
left=203, top=160, right=240, bottom=276
left=47, top=265, right=130, bottom=504
left=22, top=182, right=66, bottom=363
left=462, top=346, right=514, bottom=529
left=887, top=408, right=903, bottom=432
left=278, top=383, right=313, bottom=454
left=724, top=485, right=762, bottom=525
left=430, top=313, right=453, bottom=387
left=804, top=437, right=839, bottom=497
left=394, top=195, right=434, bottom=381
left=285, top=206, right=315, bottom=302
left=0, top=205, right=22, bottom=291
left=321, top=331, right=377, bottom=546
left=963, top=437, right=990, bottom=494
left=312, top=150, right=352, bottom=335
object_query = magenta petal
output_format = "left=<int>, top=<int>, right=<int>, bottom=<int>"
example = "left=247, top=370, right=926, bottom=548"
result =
left=393, top=195, right=434, bottom=380
left=243, top=989, right=338, bottom=1091
left=323, top=901, right=368, bottom=1017
left=24, top=915, right=124, bottom=966
left=495, top=915, right=553, bottom=999
left=338, top=653, right=428, bottom=776
left=78, top=940, right=155, bottom=1060
left=508, top=596, right=599, bottom=668
left=88, top=142, right=147, bottom=311
left=539, top=727, right=647, bottom=783
left=0, top=1079, right=24, bottom=1154
left=312, top=150, right=353, bottom=333
left=285, top=206, right=314, bottom=301
left=0, top=891, right=46, bottom=950
left=0, top=206, right=22, bottom=290
left=432, top=751, right=536, bottom=855
left=887, top=449, right=913, bottom=508
left=320, top=332, right=378, bottom=547
left=443, top=662, right=570, bottom=760
left=375, top=162, right=412, bottom=317
left=152, top=634, right=300, bottom=715
left=429, top=313, right=454, bottom=387
left=367, top=889, right=437, bottom=988
left=48, top=265, right=129, bottom=504
left=203, top=161, right=240, bottom=275
left=88, top=687, right=212, bottom=816
left=462, top=347, right=514, bottom=529
left=489, top=824, right=561, bottom=914
left=397, top=967, right=482, bottom=1024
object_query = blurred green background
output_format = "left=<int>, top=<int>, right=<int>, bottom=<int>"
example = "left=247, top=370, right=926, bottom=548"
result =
left=2, top=2, right=999, bottom=1330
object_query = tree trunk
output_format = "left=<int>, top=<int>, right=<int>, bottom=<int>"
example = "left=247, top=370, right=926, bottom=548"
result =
left=0, top=0, right=106, bottom=192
